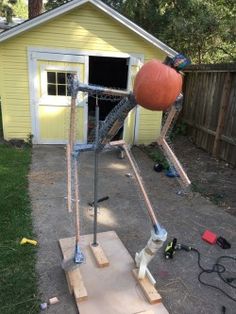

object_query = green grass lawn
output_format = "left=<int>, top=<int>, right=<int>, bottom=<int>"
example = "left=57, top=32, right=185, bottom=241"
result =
left=0, top=145, right=39, bottom=314
left=0, top=102, right=3, bottom=137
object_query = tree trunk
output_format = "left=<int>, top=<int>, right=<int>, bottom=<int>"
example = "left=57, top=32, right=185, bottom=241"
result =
left=28, top=0, right=43, bottom=19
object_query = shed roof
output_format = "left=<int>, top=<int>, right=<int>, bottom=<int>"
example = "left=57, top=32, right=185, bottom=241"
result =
left=0, top=0, right=176, bottom=57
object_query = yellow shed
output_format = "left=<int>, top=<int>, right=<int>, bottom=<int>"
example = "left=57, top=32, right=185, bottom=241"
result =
left=0, top=0, right=176, bottom=145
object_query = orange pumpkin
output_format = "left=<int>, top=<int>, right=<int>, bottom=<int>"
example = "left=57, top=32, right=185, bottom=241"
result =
left=133, top=60, right=183, bottom=111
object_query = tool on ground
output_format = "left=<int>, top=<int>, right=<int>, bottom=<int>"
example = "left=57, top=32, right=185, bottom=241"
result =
left=164, top=238, right=177, bottom=259
left=88, top=196, right=109, bottom=207
left=216, top=236, right=231, bottom=249
left=164, top=238, right=192, bottom=259
left=20, top=237, right=37, bottom=246
left=202, top=229, right=217, bottom=244
left=165, top=239, right=236, bottom=302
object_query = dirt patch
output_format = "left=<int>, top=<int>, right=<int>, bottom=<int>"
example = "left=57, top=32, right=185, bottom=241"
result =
left=141, top=135, right=236, bottom=217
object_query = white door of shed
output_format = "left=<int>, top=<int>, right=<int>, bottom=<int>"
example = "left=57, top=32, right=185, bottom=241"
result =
left=31, top=53, right=88, bottom=144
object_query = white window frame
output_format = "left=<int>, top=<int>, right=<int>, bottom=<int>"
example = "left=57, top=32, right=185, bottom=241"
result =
left=39, top=65, right=81, bottom=106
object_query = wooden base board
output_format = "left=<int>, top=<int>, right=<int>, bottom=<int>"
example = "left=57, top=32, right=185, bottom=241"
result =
left=59, top=231, right=168, bottom=314
left=89, top=242, right=109, bottom=267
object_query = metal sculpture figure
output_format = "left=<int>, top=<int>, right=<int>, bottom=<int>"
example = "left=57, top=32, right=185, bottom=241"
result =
left=64, top=55, right=191, bottom=284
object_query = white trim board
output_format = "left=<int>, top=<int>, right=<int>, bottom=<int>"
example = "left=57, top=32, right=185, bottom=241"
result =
left=0, top=0, right=177, bottom=57
left=40, top=64, right=81, bottom=105
left=28, top=47, right=142, bottom=61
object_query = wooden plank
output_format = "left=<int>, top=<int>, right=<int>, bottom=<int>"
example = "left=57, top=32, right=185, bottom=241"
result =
left=182, top=68, right=236, bottom=167
left=89, top=243, right=109, bottom=267
left=182, top=119, right=236, bottom=146
left=184, top=63, right=236, bottom=72
left=157, top=138, right=191, bottom=187
left=213, top=73, right=232, bottom=156
left=67, top=269, right=88, bottom=302
left=66, top=144, right=72, bottom=213
left=60, top=231, right=168, bottom=314
left=59, top=237, right=88, bottom=305
left=132, top=269, right=162, bottom=305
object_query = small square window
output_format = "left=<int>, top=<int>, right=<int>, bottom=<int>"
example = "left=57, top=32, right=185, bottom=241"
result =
left=58, top=85, right=66, bottom=96
left=58, top=73, right=66, bottom=84
left=46, top=71, right=74, bottom=96
left=47, top=72, right=56, bottom=84
left=48, top=84, right=56, bottom=95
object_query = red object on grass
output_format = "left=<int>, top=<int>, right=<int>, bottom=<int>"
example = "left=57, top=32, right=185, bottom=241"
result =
left=133, top=60, right=183, bottom=111
left=202, top=230, right=217, bottom=244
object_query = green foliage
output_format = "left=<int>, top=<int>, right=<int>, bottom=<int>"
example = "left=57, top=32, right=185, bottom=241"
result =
left=169, top=122, right=188, bottom=141
left=101, top=0, right=236, bottom=64
left=38, top=0, right=236, bottom=64
left=45, top=0, right=72, bottom=10
left=0, top=0, right=27, bottom=22
left=0, top=98, right=2, bottom=138
left=0, top=0, right=17, bottom=23
left=45, top=0, right=123, bottom=10
left=155, top=0, right=236, bottom=63
left=103, top=0, right=123, bottom=10
left=26, top=133, right=34, bottom=147
left=0, top=145, right=39, bottom=314
left=141, top=145, right=170, bottom=169
left=13, top=0, right=28, bottom=19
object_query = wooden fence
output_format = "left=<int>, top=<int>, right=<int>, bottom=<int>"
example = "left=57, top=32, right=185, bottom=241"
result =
left=182, top=63, right=236, bottom=167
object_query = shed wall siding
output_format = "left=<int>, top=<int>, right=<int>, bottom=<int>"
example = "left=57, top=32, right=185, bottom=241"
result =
left=0, top=3, right=166, bottom=142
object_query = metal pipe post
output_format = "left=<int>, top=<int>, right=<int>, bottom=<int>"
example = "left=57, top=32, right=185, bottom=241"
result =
left=92, top=96, right=99, bottom=246
left=78, top=83, right=130, bottom=97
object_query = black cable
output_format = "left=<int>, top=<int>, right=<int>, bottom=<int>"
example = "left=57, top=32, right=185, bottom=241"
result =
left=191, top=248, right=236, bottom=302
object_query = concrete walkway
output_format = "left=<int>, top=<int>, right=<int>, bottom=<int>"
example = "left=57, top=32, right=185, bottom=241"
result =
left=29, top=145, right=236, bottom=314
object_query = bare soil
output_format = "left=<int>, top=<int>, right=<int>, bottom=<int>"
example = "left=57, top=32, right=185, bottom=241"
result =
left=169, top=136, right=236, bottom=216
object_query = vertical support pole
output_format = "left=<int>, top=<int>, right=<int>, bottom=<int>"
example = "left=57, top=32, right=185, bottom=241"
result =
left=74, top=156, right=80, bottom=244
left=92, top=96, right=99, bottom=246
left=69, top=97, right=77, bottom=148
left=213, top=72, right=231, bottom=157
left=67, top=97, right=76, bottom=213
left=66, top=144, right=72, bottom=212
left=67, top=75, right=77, bottom=212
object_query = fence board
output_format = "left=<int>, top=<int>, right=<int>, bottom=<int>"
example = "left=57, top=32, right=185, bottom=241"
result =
left=182, top=64, right=236, bottom=167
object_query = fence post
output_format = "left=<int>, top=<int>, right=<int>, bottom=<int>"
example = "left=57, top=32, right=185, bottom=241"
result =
left=212, top=72, right=231, bottom=157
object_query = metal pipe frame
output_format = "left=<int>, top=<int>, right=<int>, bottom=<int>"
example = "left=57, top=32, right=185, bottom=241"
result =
left=77, top=82, right=131, bottom=97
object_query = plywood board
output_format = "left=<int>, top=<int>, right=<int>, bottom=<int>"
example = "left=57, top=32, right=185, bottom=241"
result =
left=59, top=231, right=169, bottom=314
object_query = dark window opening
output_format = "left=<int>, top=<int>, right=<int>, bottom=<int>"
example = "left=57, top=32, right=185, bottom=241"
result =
left=88, top=56, right=129, bottom=142
left=47, top=71, right=73, bottom=96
